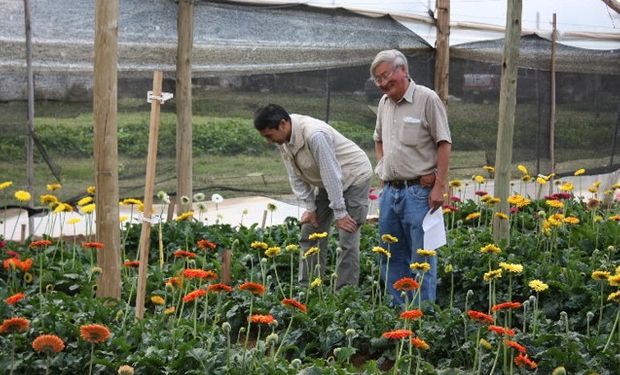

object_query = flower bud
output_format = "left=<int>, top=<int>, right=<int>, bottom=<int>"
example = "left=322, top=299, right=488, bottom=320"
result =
left=221, top=322, right=231, bottom=333
left=266, top=333, right=279, bottom=345
left=345, top=328, right=356, bottom=337
left=291, top=359, right=302, bottom=368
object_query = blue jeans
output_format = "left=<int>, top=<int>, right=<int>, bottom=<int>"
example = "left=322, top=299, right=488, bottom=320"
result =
left=378, top=183, right=437, bottom=305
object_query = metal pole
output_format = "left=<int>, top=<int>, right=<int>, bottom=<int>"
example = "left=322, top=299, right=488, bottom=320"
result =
left=24, top=0, right=35, bottom=237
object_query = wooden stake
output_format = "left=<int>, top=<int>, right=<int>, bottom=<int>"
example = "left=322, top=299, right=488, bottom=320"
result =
left=434, top=0, right=450, bottom=105
left=135, top=71, right=163, bottom=319
left=548, top=13, right=557, bottom=195
left=221, top=249, right=232, bottom=285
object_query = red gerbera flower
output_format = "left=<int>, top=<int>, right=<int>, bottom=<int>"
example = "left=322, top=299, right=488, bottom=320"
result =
left=514, top=353, right=537, bottom=369
left=491, top=301, right=522, bottom=312
left=79, top=324, right=111, bottom=343
left=197, top=239, right=217, bottom=250
left=82, top=242, right=104, bottom=249
left=182, top=289, right=207, bottom=303
left=173, top=249, right=197, bottom=258
left=238, top=281, right=266, bottom=296
left=29, top=240, right=52, bottom=248
left=17, top=258, right=33, bottom=272
left=488, top=325, right=515, bottom=337
left=382, top=329, right=413, bottom=340
left=0, top=317, right=30, bottom=334
left=207, top=283, right=233, bottom=293
left=123, top=260, right=140, bottom=268
left=182, top=268, right=217, bottom=280
left=249, top=314, right=275, bottom=325
left=5, top=292, right=25, bottom=305
left=281, top=298, right=308, bottom=313
left=393, top=277, right=420, bottom=291
left=400, top=309, right=424, bottom=320
left=32, top=334, right=65, bottom=353
left=467, top=310, right=494, bottom=325
left=503, top=339, right=527, bottom=353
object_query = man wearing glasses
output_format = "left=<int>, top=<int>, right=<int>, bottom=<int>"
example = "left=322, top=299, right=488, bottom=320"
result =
left=371, top=49, right=452, bottom=306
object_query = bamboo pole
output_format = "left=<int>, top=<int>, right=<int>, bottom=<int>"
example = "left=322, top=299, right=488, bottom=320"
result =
left=548, top=13, right=557, bottom=195
left=492, top=0, right=522, bottom=244
left=434, top=0, right=450, bottom=105
left=23, top=0, right=35, bottom=237
left=93, top=0, right=121, bottom=299
left=176, top=0, right=193, bottom=215
left=135, top=71, right=164, bottom=319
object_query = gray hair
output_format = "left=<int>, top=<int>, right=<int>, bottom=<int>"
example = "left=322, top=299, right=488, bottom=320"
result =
left=370, top=49, right=409, bottom=76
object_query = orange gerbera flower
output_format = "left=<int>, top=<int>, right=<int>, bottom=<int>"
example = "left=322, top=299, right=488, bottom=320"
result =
left=165, top=276, right=183, bottom=288
left=32, top=334, right=65, bottom=353
left=382, top=329, right=413, bottom=340
left=514, top=353, right=537, bottom=369
left=123, top=261, right=140, bottom=268
left=6, top=292, right=26, bottom=305
left=0, top=317, right=30, bottom=334
left=3, top=257, right=19, bottom=270
left=488, top=325, right=515, bottom=337
left=491, top=301, right=522, bottom=312
left=79, top=324, right=111, bottom=343
left=393, top=277, right=420, bottom=291
left=197, top=239, right=217, bottom=250
left=182, top=269, right=218, bottom=280
left=249, top=314, right=275, bottom=325
left=29, top=240, right=53, bottom=248
left=182, top=289, right=207, bottom=303
left=207, top=283, right=233, bottom=293
left=467, top=310, right=494, bottom=325
left=281, top=298, right=308, bottom=313
left=503, top=339, right=526, bottom=353
left=173, top=249, right=197, bottom=258
left=82, top=242, right=104, bottom=249
left=400, top=309, right=424, bottom=320
left=238, top=281, right=266, bottom=296
left=17, top=258, right=33, bottom=272
left=411, top=337, right=429, bottom=350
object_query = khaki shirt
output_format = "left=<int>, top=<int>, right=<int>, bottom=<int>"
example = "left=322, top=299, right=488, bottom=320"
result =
left=373, top=80, right=451, bottom=181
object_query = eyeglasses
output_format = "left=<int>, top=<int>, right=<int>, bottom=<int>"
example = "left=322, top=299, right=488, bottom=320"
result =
left=373, top=66, right=399, bottom=85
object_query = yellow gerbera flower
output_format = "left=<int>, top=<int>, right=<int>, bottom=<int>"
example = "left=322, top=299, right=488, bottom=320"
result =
left=0, top=180, right=14, bottom=190
left=77, top=196, right=93, bottom=206
left=483, top=166, right=495, bottom=173
left=559, top=182, right=574, bottom=192
left=308, top=232, right=328, bottom=240
left=574, top=168, right=585, bottom=176
left=483, top=269, right=503, bottom=281
left=608, top=290, right=620, bottom=303
left=465, top=212, right=481, bottom=221
left=119, top=215, right=129, bottom=223
left=46, top=183, right=62, bottom=191
left=381, top=234, right=399, bottom=243
left=121, top=198, right=143, bottom=206
left=546, top=200, right=564, bottom=209
left=499, top=262, right=523, bottom=273
left=303, top=246, right=320, bottom=258
left=517, top=165, right=528, bottom=175
left=529, top=279, right=549, bottom=292
left=80, top=204, right=96, bottom=214
left=175, top=211, right=194, bottom=221
left=372, top=246, right=391, bottom=257
left=285, top=244, right=300, bottom=252
left=495, top=212, right=509, bottom=220
left=15, top=190, right=31, bottom=202
left=521, top=175, right=532, bottom=182
left=53, top=203, right=73, bottom=213
left=67, top=217, right=81, bottom=225
left=536, top=176, right=548, bottom=185
left=164, top=306, right=176, bottom=315
left=591, top=271, right=610, bottom=280
left=449, top=179, right=462, bottom=188
left=310, top=278, right=322, bottom=288
left=150, top=295, right=165, bottom=305
left=480, top=244, right=501, bottom=254
left=40, top=194, right=58, bottom=205
left=416, top=249, right=436, bottom=257
left=588, top=181, right=601, bottom=193
left=563, top=217, right=579, bottom=225
left=410, top=262, right=431, bottom=272
left=473, top=175, right=485, bottom=184
left=609, top=215, right=620, bottom=222
left=251, top=241, right=269, bottom=250
left=608, top=274, right=620, bottom=287
left=265, top=247, right=281, bottom=257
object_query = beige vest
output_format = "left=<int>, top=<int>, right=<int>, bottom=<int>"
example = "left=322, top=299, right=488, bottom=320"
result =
left=280, top=114, right=372, bottom=189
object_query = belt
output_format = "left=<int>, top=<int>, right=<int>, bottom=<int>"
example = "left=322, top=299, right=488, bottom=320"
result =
left=386, top=177, right=421, bottom=189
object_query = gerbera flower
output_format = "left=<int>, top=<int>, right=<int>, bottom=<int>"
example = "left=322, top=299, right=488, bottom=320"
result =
left=67, top=217, right=81, bottom=225
left=495, top=212, right=509, bottom=220
left=381, top=234, right=398, bottom=243
left=77, top=196, right=93, bottom=206
left=182, top=269, right=217, bottom=280
left=80, top=324, right=111, bottom=343
left=488, top=325, right=515, bottom=336
left=6, top=292, right=25, bottom=305
left=0, top=180, right=13, bottom=190
left=175, top=211, right=194, bottom=221
left=308, top=232, right=328, bottom=240
left=473, top=175, right=485, bottom=184
left=285, top=244, right=300, bottom=252
left=591, top=271, right=611, bottom=280
left=574, top=168, right=585, bottom=176
left=491, top=301, right=522, bottom=312
left=467, top=310, right=494, bottom=325
left=608, top=290, right=620, bottom=303
left=393, top=277, right=420, bottom=291
left=80, top=204, right=96, bottom=214
left=416, top=249, right=436, bottom=257
left=483, top=269, right=502, bottom=281
left=503, top=339, right=526, bottom=353
left=82, top=242, right=104, bottom=249
left=53, top=203, right=73, bottom=213
left=165, top=276, right=183, bottom=289
left=521, top=175, right=532, bottom=182
left=545, top=199, right=564, bottom=209
left=382, top=329, right=413, bottom=340
left=514, top=353, right=537, bottom=369
left=310, top=278, right=322, bottom=288
left=528, top=279, right=549, bottom=292
left=164, top=306, right=176, bottom=315
left=150, top=295, right=165, bottom=305
left=449, top=179, right=462, bottom=188
left=238, top=281, right=266, bottom=296
left=303, top=246, right=320, bottom=258
left=410, top=262, right=431, bottom=272
left=182, top=289, right=207, bottom=303
left=480, top=244, right=501, bottom=254
left=121, top=198, right=142, bottom=206
left=250, top=241, right=269, bottom=250
left=465, top=212, right=481, bottom=221
left=3, top=258, right=19, bottom=271
left=499, top=262, right=523, bottom=273
left=173, top=249, right=197, bottom=258
left=15, top=190, right=32, bottom=202
left=40, top=194, right=58, bottom=205
left=400, top=309, right=423, bottom=320
left=86, top=185, right=96, bottom=194
left=480, top=338, right=493, bottom=350
left=474, top=190, right=488, bottom=197
left=123, top=260, right=140, bottom=268
left=517, top=165, right=528, bottom=175
left=607, top=274, right=620, bottom=287
left=559, top=182, right=574, bottom=192
left=411, top=337, right=429, bottom=350
left=0, top=317, right=30, bottom=333
left=207, top=283, right=233, bottom=293
left=281, top=298, right=307, bottom=313
left=372, top=246, right=391, bottom=257
left=17, top=259, right=33, bottom=272
left=117, top=365, right=135, bottom=375
left=32, top=334, right=65, bottom=353
left=249, top=314, right=275, bottom=325
left=197, top=239, right=217, bottom=250
left=265, top=246, right=281, bottom=257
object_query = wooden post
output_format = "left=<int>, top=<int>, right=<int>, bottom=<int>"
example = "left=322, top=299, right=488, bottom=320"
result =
left=135, top=71, right=164, bottom=319
left=23, top=0, right=35, bottom=237
left=548, top=13, right=557, bottom=195
left=492, top=0, right=522, bottom=244
left=93, top=0, right=121, bottom=299
left=176, top=0, right=193, bottom=214
left=434, top=0, right=450, bottom=105
left=220, top=249, right=232, bottom=285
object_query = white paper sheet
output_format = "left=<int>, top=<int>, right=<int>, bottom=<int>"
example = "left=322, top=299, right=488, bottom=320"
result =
left=422, top=208, right=447, bottom=250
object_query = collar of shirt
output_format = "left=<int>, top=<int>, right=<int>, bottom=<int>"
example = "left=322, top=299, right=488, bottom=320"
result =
left=395, top=79, right=416, bottom=105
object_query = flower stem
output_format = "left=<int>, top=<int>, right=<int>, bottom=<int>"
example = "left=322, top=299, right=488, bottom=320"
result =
left=603, top=307, right=620, bottom=352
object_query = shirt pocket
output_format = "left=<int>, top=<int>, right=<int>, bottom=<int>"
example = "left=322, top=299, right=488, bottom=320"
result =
left=399, top=116, right=424, bottom=146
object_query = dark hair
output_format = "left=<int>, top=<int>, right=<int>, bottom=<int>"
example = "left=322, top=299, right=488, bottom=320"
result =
left=254, top=104, right=291, bottom=131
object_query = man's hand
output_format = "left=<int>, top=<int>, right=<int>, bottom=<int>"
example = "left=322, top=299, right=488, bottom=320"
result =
left=300, top=211, right=319, bottom=227
left=428, top=185, right=444, bottom=213
left=336, top=214, right=358, bottom=233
